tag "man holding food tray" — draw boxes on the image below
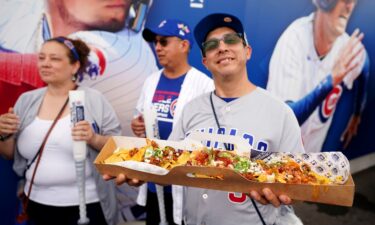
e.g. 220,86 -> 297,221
105,13 -> 305,225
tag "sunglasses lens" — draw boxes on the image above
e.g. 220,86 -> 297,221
223,33 -> 242,45
202,33 -> 243,54
160,39 -> 168,47
202,39 -> 219,53
154,38 -> 168,47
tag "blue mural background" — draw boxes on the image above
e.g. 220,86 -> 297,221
146,0 -> 375,159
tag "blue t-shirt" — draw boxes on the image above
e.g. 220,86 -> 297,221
152,73 -> 186,140
149,72 -> 186,193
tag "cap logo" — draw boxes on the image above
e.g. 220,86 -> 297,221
158,20 -> 167,28
177,23 -> 190,35
223,17 -> 232,23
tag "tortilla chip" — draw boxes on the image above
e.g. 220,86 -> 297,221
104,148 -> 132,163
161,161 -> 171,169
104,155 -> 122,164
177,151 -> 191,165
276,174 -> 287,183
130,146 -> 147,162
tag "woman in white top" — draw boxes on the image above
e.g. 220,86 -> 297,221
0,37 -> 121,225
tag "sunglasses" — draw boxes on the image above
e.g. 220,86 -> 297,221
154,37 -> 169,47
202,33 -> 244,54
153,37 -> 181,47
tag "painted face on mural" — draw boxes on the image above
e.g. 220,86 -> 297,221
323,0 -> 357,37
54,0 -> 132,32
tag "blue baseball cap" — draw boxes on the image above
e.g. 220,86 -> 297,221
194,13 -> 245,52
142,19 -> 194,48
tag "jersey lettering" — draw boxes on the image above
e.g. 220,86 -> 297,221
214,127 -> 227,148
243,133 -> 254,146
188,127 -> 268,151
206,127 -> 214,147
257,141 -> 268,151
154,102 -> 170,114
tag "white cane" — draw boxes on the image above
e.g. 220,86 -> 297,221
144,106 -> 167,225
70,90 -> 90,225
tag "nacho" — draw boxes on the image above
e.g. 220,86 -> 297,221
187,148 -> 337,185
104,139 -> 191,169
104,142 -> 342,185
103,147 -> 134,163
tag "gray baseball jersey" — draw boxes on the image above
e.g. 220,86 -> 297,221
169,87 -> 304,225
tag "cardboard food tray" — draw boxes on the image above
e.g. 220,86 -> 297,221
94,134 -> 355,207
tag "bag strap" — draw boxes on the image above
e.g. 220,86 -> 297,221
25,86 -> 78,171
209,91 -> 266,225
21,97 -> 69,214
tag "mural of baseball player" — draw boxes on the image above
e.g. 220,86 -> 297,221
267,0 -> 369,153
0,0 -> 158,136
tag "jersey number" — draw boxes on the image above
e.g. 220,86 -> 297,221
228,192 -> 248,203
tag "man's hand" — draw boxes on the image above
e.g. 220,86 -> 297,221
341,115 -> 361,149
332,29 -> 365,86
103,173 -> 144,186
249,188 -> 292,207
131,115 -> 146,137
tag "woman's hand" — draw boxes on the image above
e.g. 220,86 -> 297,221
71,120 -> 110,151
71,120 -> 95,143
0,107 -> 18,159
0,107 -> 20,137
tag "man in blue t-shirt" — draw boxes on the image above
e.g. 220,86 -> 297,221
130,19 -> 213,225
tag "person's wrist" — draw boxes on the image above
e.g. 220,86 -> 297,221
331,74 -> 338,86
88,132 -> 98,147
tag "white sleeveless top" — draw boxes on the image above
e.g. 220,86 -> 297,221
17,115 -> 99,206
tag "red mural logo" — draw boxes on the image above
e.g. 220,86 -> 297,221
319,85 -> 343,123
